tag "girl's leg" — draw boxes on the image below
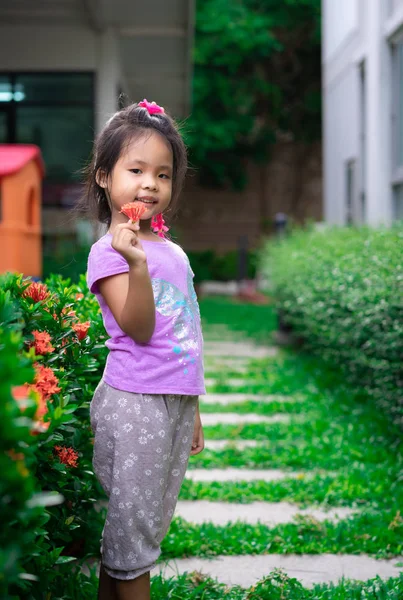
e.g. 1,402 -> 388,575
115,571 -> 151,600
98,562 -> 118,600
159,395 -> 198,540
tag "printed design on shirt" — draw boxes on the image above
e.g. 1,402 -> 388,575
151,268 -> 202,376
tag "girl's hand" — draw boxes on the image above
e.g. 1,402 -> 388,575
111,222 -> 147,268
190,409 -> 204,456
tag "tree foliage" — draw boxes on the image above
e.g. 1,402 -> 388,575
185,0 -> 322,188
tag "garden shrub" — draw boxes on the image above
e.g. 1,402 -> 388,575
188,250 -> 258,283
262,223 -> 403,425
0,272 -> 108,599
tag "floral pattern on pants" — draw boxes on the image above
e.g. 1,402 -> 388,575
90,379 -> 198,580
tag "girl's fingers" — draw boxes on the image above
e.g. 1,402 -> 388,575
113,228 -> 139,248
115,221 -> 140,232
190,431 -> 204,455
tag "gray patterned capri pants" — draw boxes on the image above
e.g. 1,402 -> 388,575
90,378 -> 198,580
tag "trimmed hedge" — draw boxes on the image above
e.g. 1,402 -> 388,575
262,223 -> 403,425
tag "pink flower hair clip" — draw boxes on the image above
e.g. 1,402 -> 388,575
138,99 -> 165,115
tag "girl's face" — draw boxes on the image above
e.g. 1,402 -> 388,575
106,130 -> 173,228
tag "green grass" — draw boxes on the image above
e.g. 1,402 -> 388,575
149,571 -> 403,599
179,464 -> 402,510
191,415 -> 399,470
200,297 -> 278,345
162,512 -> 403,559
166,297 -> 403,568
199,398 -> 307,415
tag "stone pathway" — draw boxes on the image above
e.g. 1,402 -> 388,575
185,468 -> 305,482
204,439 -> 260,450
200,412 -> 290,426
204,341 -> 278,358
166,335 -> 403,590
200,392 -> 297,404
154,554 -> 403,588
175,500 -> 356,526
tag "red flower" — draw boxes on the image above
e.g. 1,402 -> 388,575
34,364 -> 61,401
75,293 -> 84,301
120,202 -> 147,223
11,383 -> 51,434
12,384 -> 32,403
30,330 -> 55,355
6,449 -> 25,461
72,321 -> 90,341
23,282 -> 50,302
54,445 -> 79,468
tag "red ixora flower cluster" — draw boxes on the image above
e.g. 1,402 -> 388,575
72,321 -> 90,341
23,282 -> 50,302
34,363 -> 61,401
120,201 -> 147,223
30,330 -> 55,355
54,445 -> 79,468
12,364 -> 61,432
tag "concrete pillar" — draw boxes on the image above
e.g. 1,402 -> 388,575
366,0 -> 392,225
96,28 -> 120,134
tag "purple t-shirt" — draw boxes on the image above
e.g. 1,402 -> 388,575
86,233 -> 205,396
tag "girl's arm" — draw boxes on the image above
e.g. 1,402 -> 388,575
98,223 -> 156,344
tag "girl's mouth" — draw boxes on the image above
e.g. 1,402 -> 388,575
135,197 -> 157,205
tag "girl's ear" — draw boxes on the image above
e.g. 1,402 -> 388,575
96,168 -> 108,189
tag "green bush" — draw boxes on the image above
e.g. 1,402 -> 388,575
262,222 -> 403,425
188,250 -> 259,283
43,238 -> 91,283
0,272 -> 108,599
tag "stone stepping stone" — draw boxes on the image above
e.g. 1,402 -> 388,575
205,439 -> 260,450
201,413 -> 290,426
185,468 -> 304,483
205,355 -> 250,366
204,368 -> 249,378
200,393 -> 295,405
154,553 -> 403,588
175,500 -> 356,526
204,341 -> 278,358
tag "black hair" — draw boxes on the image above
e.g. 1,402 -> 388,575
77,102 -> 187,227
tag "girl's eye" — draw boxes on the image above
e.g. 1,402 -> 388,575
130,169 -> 142,174
159,174 -> 170,179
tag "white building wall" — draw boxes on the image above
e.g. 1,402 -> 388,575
324,68 -> 359,224
323,0 -> 358,61
322,0 -> 403,225
0,25 -> 98,70
0,24 -> 120,133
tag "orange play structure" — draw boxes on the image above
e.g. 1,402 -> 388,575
0,144 -> 45,278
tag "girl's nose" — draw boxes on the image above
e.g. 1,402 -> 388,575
142,175 -> 158,190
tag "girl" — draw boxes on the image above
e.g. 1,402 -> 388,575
84,100 -> 205,600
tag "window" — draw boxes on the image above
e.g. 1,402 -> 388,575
391,36 -> 403,219
393,183 -> 403,219
0,73 -> 94,206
